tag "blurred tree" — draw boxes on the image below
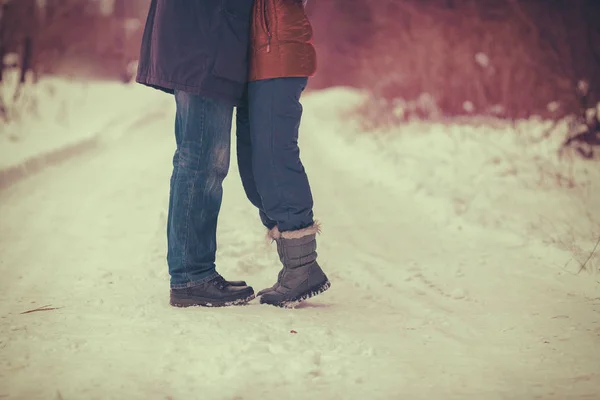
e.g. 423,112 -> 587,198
0,0 -> 148,81
0,0 -> 6,119
310,0 -> 600,122
0,0 -> 6,84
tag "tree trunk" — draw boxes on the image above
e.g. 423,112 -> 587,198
0,1 -> 7,84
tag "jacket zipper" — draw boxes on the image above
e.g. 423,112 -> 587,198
263,0 -> 272,52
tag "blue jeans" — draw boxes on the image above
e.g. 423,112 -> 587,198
235,77 -> 315,233
167,91 -> 232,289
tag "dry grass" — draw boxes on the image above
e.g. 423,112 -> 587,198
311,0 -> 599,121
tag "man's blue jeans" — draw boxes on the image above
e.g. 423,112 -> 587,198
235,77 -> 315,233
167,91 -> 232,289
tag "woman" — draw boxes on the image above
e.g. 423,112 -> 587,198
236,0 -> 330,307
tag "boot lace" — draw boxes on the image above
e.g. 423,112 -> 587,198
211,275 -> 230,290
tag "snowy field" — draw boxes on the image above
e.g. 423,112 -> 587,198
0,86 -> 599,400
0,71 -> 161,172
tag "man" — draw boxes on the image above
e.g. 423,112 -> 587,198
136,0 -> 256,307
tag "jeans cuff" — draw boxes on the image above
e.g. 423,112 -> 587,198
170,271 -> 219,289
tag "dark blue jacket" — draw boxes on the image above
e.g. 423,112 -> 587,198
136,0 -> 254,106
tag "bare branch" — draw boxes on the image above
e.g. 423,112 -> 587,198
578,236 -> 600,273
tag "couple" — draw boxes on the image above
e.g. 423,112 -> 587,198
135,0 -> 330,308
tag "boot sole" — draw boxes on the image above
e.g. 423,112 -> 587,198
260,280 -> 331,309
170,293 -> 255,308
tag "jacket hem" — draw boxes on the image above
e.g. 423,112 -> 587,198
136,74 -> 242,106
249,73 -> 314,82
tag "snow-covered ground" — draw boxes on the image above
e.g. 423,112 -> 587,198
329,89 -> 600,276
0,71 -> 161,171
0,87 -> 598,400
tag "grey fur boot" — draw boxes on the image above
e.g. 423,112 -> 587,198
259,223 -> 331,308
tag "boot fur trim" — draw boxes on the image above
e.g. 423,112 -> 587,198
267,221 -> 321,241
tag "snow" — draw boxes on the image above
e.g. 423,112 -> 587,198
321,89 -> 600,269
0,71 -> 161,171
0,86 -> 599,399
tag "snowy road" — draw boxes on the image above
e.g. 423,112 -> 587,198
1,91 -> 599,400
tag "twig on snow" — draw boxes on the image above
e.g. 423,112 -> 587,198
534,118 -> 562,143
578,236 -> 600,274
20,304 -> 63,314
